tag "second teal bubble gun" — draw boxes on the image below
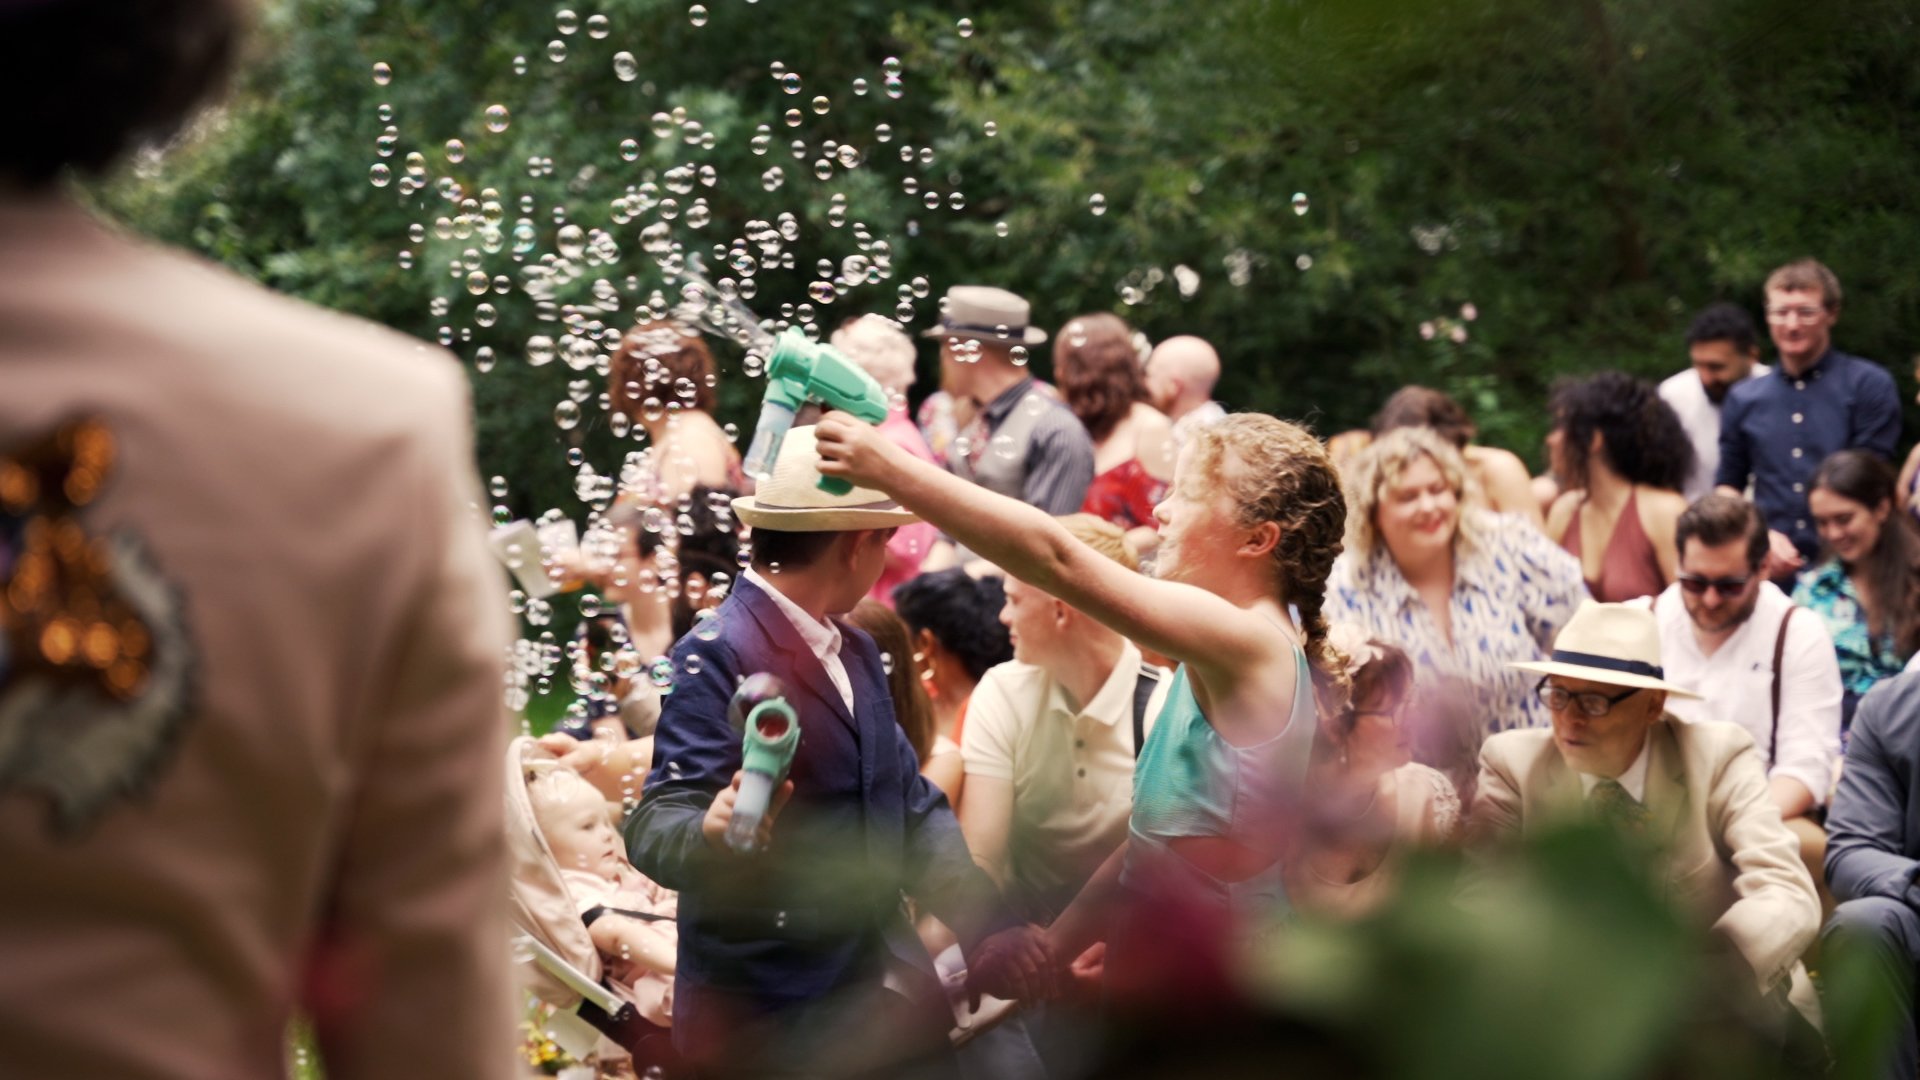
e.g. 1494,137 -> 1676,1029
742,327 -> 892,495
724,673 -> 800,854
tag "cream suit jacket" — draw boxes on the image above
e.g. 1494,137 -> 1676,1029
1472,716 -> 1820,992
0,195 -> 515,1080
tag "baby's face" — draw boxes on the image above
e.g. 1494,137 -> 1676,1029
542,791 -> 626,876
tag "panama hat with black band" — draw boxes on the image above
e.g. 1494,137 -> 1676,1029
1509,600 -> 1703,698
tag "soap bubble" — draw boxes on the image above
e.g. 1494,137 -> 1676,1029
619,138 -> 640,161
875,123 -> 893,143
485,104 -> 510,132
1089,193 -> 1108,216
995,220 -> 1010,237
883,56 -> 902,76
650,112 -> 674,139
444,138 -> 465,163
983,121 -> 998,137
761,166 -> 785,191
546,39 -> 568,63
781,72 -> 802,95
466,271 -> 488,295
371,62 -> 392,86
554,400 -> 582,429
554,8 -> 579,34
852,77 -> 869,95
586,12 -> 609,37
809,280 -> 837,304
1292,192 -> 1309,216
613,51 -> 639,81
1010,345 -> 1029,366
811,95 -> 830,115
369,163 -> 392,188
1296,253 -> 1314,270
957,17 -> 974,37
527,335 -> 557,366
688,4 -> 708,26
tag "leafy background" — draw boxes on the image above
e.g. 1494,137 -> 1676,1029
96,4 -> 1914,1074
96,0 -> 1920,533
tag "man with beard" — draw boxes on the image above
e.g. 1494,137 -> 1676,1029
1661,303 -> 1768,502
1637,495 -> 1842,884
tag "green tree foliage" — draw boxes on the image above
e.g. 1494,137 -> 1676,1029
97,0 -> 1920,517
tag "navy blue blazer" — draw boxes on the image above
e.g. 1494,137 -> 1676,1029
623,575 -> 1009,1040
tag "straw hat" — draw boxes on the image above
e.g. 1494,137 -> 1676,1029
920,285 -> 1048,345
1509,601 -> 1701,698
731,425 -> 921,532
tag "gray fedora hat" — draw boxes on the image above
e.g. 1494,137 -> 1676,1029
920,285 -> 1048,346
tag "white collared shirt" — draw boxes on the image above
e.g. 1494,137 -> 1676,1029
1640,582 -> 1841,806
961,641 -> 1171,915
1659,363 -> 1769,502
1577,735 -> 1652,802
744,567 -> 853,712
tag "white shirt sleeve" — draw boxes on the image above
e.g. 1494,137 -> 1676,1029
959,666 -> 1021,782
1771,609 -> 1844,807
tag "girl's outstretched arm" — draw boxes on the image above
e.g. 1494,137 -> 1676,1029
814,411 -> 1280,673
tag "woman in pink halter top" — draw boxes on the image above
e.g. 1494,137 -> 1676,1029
1544,373 -> 1693,602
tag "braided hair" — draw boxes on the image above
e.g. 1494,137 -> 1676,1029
1188,414 -> 1353,720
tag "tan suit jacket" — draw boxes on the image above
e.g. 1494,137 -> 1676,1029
1472,716 -> 1819,992
0,195 -> 515,1080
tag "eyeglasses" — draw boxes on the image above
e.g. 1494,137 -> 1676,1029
1535,679 -> 1641,718
1765,306 -> 1826,324
1676,572 -> 1754,596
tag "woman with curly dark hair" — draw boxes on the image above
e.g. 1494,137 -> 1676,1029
1054,313 -> 1175,543
1544,371 -> 1696,601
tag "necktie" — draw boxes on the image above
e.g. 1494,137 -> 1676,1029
1588,778 -> 1651,836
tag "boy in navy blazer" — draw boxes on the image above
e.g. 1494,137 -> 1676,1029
624,426 -> 1048,1075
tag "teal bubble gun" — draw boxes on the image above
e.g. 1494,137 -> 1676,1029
724,673 -> 800,854
742,327 -> 892,495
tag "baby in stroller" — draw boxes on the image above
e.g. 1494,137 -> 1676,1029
509,738 -> 677,1070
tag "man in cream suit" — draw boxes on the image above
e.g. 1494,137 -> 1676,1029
1471,602 -> 1821,1007
0,4 -> 516,1079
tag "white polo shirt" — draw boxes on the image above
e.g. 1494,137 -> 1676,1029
1659,364 -> 1768,503
961,641 -> 1170,920
1644,582 -> 1841,805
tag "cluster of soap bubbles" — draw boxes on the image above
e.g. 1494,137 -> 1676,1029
359,4 -> 1315,723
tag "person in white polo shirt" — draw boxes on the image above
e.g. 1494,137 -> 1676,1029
957,514 -> 1170,1078
1636,494 -> 1842,889
1660,302 -> 1768,503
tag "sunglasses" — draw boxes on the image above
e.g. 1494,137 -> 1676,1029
1677,573 -> 1753,596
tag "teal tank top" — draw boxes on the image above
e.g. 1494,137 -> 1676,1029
1124,643 -> 1318,915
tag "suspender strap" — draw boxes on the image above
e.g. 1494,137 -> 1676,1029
582,905 -> 675,928
1770,606 -> 1796,762
1131,664 -> 1161,760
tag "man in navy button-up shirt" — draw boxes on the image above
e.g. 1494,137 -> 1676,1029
1715,259 -> 1901,575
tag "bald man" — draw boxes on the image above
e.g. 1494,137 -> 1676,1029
1144,336 -> 1226,448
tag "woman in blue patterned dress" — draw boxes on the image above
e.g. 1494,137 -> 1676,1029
1328,426 -> 1589,733
1792,450 -> 1920,732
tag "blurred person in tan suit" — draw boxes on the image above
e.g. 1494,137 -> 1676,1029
1469,602 -> 1821,1020
0,3 -> 517,1079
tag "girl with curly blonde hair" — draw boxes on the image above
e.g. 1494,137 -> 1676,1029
816,408 -> 1349,993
